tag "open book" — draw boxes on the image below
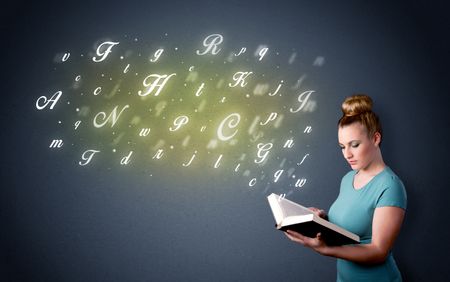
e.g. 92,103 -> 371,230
267,193 -> 360,246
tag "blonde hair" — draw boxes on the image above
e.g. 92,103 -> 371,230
338,94 -> 382,140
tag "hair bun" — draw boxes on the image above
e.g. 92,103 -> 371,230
341,94 -> 373,117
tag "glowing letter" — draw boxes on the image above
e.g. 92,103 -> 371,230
217,113 -> 241,141
196,34 -> 223,55
295,178 -> 307,188
150,48 -> 164,62
74,120 -> 81,130
138,73 -> 176,97
153,149 -> 164,160
79,149 -> 100,166
249,178 -> 257,187
92,41 -> 119,62
120,151 -> 133,165
229,71 -> 253,87
49,139 -> 63,148
268,80 -> 283,96
274,169 -> 284,183
195,83 -> 205,97
214,154 -> 223,168
255,142 -> 273,164
93,105 -> 129,128
297,154 -> 309,165
123,64 -> 130,73
183,151 -> 197,167
169,115 -> 189,131
62,52 -> 70,62
139,128 -> 151,137
304,126 -> 312,134
36,91 -> 62,110
283,139 -> 294,148
260,112 -> 278,126
93,86 -> 102,96
290,90 -> 315,113
235,47 -> 246,56
258,47 -> 268,61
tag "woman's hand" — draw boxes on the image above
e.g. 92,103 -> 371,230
284,230 -> 329,256
308,207 -> 328,219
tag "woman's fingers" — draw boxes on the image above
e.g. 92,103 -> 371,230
309,207 -> 327,218
285,230 -> 306,244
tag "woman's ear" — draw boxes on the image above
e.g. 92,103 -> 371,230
373,132 -> 382,147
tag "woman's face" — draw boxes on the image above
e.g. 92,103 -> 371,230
338,122 -> 379,171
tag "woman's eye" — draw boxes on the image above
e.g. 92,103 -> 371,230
351,143 -> 360,148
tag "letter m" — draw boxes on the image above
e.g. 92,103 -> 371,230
49,139 -> 64,148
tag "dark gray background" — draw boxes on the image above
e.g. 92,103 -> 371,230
1,0 -> 449,281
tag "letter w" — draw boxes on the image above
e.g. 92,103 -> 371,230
139,128 -> 151,137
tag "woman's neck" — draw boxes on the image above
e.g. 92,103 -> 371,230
358,152 -> 386,177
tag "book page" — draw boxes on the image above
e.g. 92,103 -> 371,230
278,196 -> 312,217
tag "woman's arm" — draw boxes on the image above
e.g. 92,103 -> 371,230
285,206 -> 405,265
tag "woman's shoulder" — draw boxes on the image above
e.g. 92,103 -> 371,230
379,167 -> 404,187
375,166 -> 407,209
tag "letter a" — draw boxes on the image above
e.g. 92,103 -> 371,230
36,91 -> 62,110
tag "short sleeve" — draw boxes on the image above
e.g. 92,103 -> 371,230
375,178 -> 407,210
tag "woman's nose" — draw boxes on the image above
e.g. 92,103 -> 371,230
344,148 -> 353,159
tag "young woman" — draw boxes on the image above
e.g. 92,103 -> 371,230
285,95 -> 407,281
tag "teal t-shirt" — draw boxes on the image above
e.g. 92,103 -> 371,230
328,167 -> 407,282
